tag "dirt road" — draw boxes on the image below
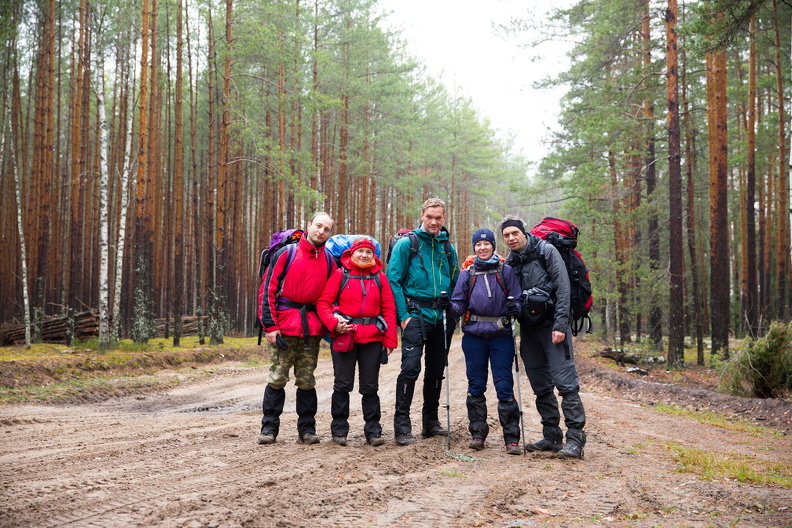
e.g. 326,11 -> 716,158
2,338 -> 791,528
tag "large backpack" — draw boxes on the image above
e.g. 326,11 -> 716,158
529,217 -> 593,336
255,229 -> 333,345
326,234 -> 381,266
257,229 -> 303,282
325,234 -> 384,296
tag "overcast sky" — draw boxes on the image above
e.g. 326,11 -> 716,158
377,0 -> 574,165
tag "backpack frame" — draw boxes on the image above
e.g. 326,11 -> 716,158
530,217 -> 593,336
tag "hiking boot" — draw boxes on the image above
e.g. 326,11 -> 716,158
421,424 -> 447,438
469,438 -> 485,451
524,437 -> 563,452
299,432 -> 320,444
367,436 -> 386,447
506,443 -> 523,456
558,441 -> 584,459
332,436 -> 347,446
257,433 -> 276,445
395,433 -> 416,446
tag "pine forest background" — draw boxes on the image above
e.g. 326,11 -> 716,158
1,0 -> 790,365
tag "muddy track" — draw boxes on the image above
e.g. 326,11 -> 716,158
1,338 -> 790,528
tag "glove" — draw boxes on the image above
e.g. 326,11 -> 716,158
437,292 -> 451,310
504,299 -> 520,319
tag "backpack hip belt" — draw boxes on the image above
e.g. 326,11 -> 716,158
276,297 -> 316,350
339,315 -> 388,333
404,296 -> 443,342
345,316 -> 376,325
466,314 -> 508,329
276,298 -> 317,312
406,297 -> 442,310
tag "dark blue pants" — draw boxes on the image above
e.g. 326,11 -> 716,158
462,333 -> 515,401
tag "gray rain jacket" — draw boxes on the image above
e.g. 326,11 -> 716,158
505,234 -> 571,334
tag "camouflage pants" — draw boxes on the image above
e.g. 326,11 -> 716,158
266,335 -> 321,390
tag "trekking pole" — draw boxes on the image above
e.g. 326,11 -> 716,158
441,291 -> 451,447
508,296 -> 527,454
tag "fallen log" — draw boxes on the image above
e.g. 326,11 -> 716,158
596,347 -> 666,367
1,313 -> 211,346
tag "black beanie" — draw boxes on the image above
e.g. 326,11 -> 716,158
472,228 -> 496,250
500,219 -> 525,235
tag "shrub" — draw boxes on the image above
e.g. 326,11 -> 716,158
721,321 -> 792,398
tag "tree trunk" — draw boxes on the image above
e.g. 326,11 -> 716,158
666,0 -> 684,367
609,151 -> 630,349
173,0 -> 186,346
95,46 -> 111,352
113,38 -> 136,343
7,86 -> 31,347
743,15 -> 759,337
772,0 -> 790,319
706,46 -> 730,359
133,0 -> 153,343
644,0 -> 662,347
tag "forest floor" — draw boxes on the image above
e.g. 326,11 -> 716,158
1,335 -> 791,528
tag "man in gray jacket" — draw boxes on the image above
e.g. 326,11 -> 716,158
500,215 -> 586,458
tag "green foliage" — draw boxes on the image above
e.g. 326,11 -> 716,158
665,441 -> 792,487
683,0 -> 764,55
721,321 -> 792,398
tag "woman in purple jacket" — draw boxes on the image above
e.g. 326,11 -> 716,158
449,229 -> 523,454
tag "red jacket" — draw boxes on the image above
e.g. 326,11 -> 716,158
258,236 -> 336,337
317,250 -> 398,348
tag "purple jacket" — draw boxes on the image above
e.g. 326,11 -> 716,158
449,259 -> 522,338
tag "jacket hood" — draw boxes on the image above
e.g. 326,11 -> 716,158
340,249 -> 384,273
461,254 -> 505,271
415,226 -> 450,242
299,235 -> 327,255
513,234 -> 543,262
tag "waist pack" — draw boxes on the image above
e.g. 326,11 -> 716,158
521,287 -> 555,327
332,326 -> 357,352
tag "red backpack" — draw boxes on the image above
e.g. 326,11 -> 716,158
530,218 -> 593,336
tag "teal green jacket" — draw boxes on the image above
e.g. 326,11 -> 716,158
386,228 -> 460,325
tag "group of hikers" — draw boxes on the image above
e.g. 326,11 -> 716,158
256,197 -> 586,459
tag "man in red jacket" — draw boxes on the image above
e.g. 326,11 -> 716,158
258,212 -> 336,445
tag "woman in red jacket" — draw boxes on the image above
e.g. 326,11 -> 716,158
317,237 -> 398,446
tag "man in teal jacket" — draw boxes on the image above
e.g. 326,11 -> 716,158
387,198 -> 459,445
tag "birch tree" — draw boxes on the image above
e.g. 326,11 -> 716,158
94,19 -> 112,352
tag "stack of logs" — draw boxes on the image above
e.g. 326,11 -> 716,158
152,316 -> 209,338
0,313 -> 210,346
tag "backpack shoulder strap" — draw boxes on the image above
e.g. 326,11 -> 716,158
466,264 -> 508,299
339,267 -> 351,293
537,240 -> 549,272
407,231 -> 420,262
495,262 -> 508,296
270,244 -> 299,298
339,267 -> 383,292
325,250 -> 334,277
407,231 -> 453,269
466,269 -> 478,300
258,248 -> 269,279
443,239 -> 453,268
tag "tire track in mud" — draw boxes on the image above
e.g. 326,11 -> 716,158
3,339 -> 792,528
